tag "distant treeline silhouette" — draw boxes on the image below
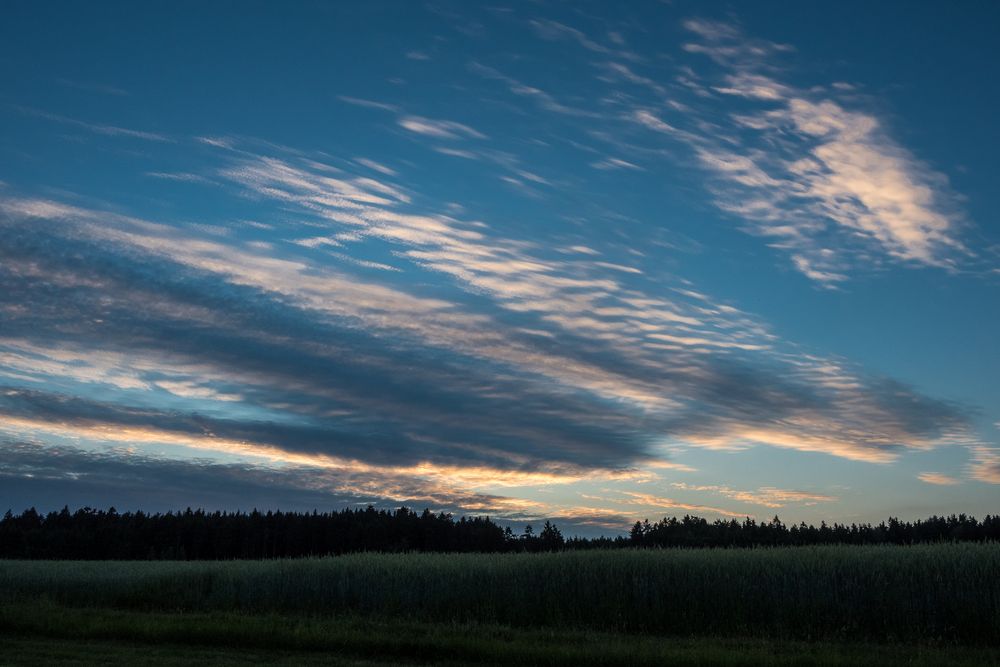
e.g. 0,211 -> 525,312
1,506 -> 998,559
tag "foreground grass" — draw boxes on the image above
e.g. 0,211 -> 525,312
0,636 -> 394,667
1,603 -> 998,666
3,544 -> 999,642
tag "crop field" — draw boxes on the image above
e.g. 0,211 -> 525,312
2,544 -> 999,665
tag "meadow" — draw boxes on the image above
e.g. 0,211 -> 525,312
2,544 -> 999,664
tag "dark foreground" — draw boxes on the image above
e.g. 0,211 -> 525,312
1,545 -> 998,664
1,605 -> 998,666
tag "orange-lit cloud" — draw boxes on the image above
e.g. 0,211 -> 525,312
917,472 -> 961,486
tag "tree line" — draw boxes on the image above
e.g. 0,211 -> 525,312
0,506 -> 997,559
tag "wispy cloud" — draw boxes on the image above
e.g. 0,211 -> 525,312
530,19 -> 613,54
681,18 -> 793,65
336,96 -> 400,112
670,20 -> 968,284
468,62 -> 600,118
398,115 -> 486,140
1,3 -> 992,525
335,94 -> 488,143
0,440 -> 540,517
54,78 -> 129,97
354,157 -> 397,176
629,109 -> 679,135
528,18 -> 643,64
0,141 -> 971,473
917,472 -> 961,486
670,482 -> 836,508
508,16 -> 973,286
618,491 -> 748,518
0,114 -> 977,527
145,172 -> 211,184
14,106 -> 172,142
590,157 -> 642,171
968,446 -> 1000,484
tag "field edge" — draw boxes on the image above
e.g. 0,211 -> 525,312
1,602 -> 998,667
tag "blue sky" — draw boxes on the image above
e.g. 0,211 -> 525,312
1,1 -> 998,533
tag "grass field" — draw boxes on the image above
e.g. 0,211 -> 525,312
1,544 -> 999,664
2,605 -> 1000,666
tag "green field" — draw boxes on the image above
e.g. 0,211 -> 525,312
2,544 -> 999,664
2,607 -> 999,666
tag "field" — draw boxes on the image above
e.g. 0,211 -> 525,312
2,544 -> 999,665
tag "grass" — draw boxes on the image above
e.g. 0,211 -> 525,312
1,545 -> 998,664
2,544 -> 998,642
0,636 -> 399,667
1,603 -> 999,666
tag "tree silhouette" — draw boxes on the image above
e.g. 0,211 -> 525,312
0,506 -> 996,559
539,520 -> 564,550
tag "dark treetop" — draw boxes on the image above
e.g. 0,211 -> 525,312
2,506 -> 998,559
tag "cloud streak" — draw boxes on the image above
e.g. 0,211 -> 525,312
0,10 -> 987,521
917,472 -> 961,486
0,440 -> 539,516
0,149 -> 971,491
504,15 -> 974,285
14,106 -> 172,142
969,447 -> 1000,484
398,115 -> 487,140
671,21 -> 968,283
670,482 -> 836,508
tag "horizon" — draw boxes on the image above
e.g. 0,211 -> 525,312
5,504 -> 998,543
1,1 -> 998,536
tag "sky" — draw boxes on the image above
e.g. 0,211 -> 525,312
1,1 -> 998,534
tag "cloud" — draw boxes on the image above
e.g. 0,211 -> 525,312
0,440 -> 537,517
968,446 -> 1000,484
196,136 -> 235,149
0,206 -> 667,472
670,20 -> 968,283
398,115 -> 487,140
791,255 -> 847,284
146,172 -> 211,184
336,96 -> 400,112
501,15 -> 972,286
590,157 -> 642,171
917,472 -> 961,486
618,491 -> 747,518
599,62 -> 667,97
670,482 -> 836,508
547,508 -> 633,532
0,140 -> 973,482
529,19 -> 612,54
0,6 -> 988,523
468,62 -> 600,118
630,109 -> 678,135
54,78 -> 129,96
13,106 -> 172,142
681,18 -> 793,65
354,158 -> 397,176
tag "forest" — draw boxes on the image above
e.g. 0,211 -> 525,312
2,505 -> 998,559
